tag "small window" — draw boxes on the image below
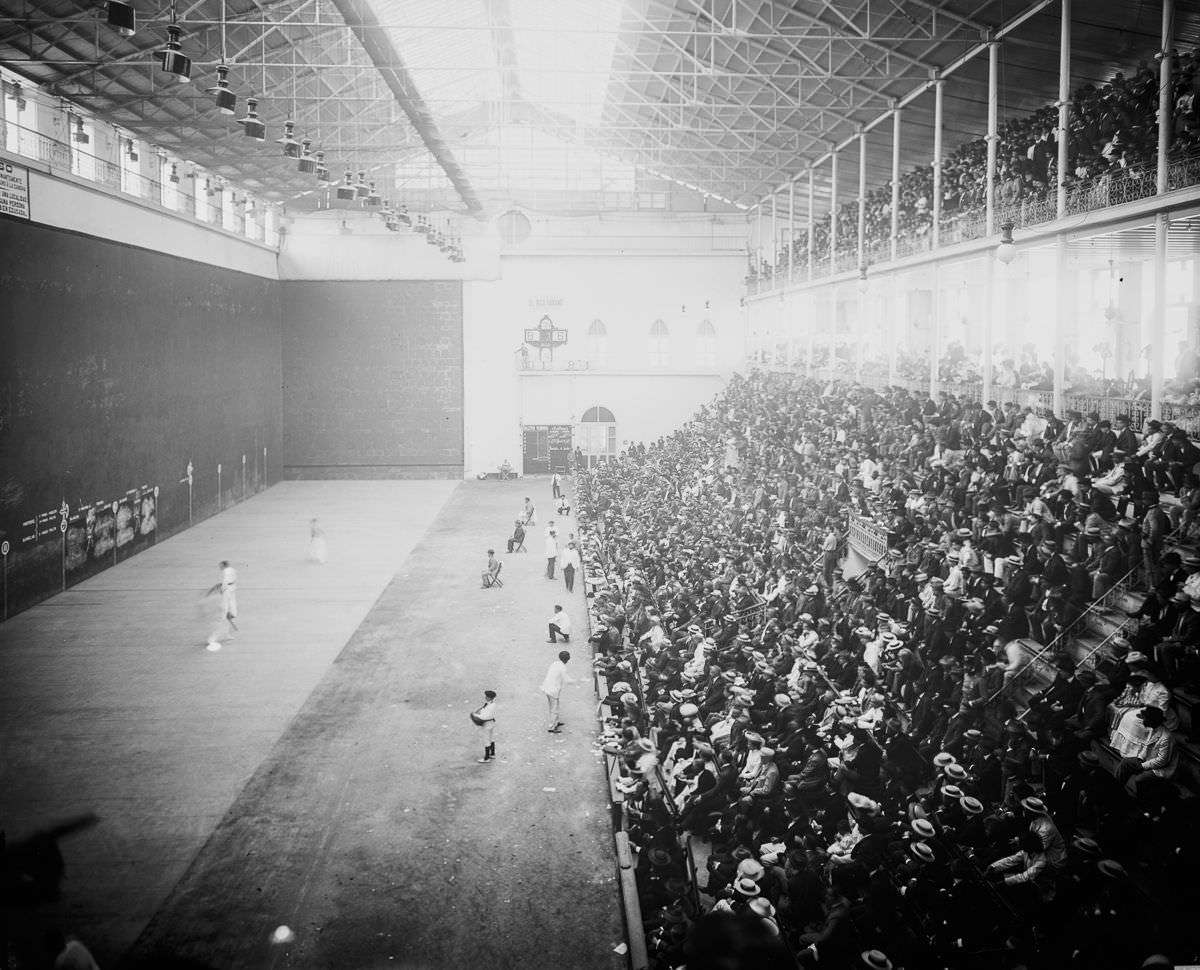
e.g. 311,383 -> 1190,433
588,319 -> 608,362
696,319 -> 717,368
649,319 -> 670,368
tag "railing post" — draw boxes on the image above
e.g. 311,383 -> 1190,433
1056,0 -> 1072,219
985,35 -> 1000,237
1158,0 -> 1175,195
890,102 -> 901,263
932,73 -> 944,250
984,255 -> 995,406
888,271 -> 898,386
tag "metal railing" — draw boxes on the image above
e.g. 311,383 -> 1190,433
989,564 -> 1138,706
0,120 -> 272,245
848,513 -> 889,562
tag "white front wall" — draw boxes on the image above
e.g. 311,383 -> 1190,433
463,245 -> 747,476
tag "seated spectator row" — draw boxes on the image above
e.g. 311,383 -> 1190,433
574,372 -> 1200,970
751,48 -> 1200,281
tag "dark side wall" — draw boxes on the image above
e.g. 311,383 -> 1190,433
0,217 -> 282,618
280,280 -> 463,479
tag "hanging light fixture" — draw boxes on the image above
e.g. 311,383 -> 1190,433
72,116 -> 90,144
354,171 -> 369,199
297,138 -> 314,173
237,97 -> 265,141
7,80 -> 26,112
995,222 -> 1017,265
105,0 -> 136,36
155,16 -> 191,83
125,137 -> 138,162
397,204 -> 411,227
277,119 -> 300,158
168,162 -> 179,184
857,265 -> 869,295
414,214 -> 429,235
207,63 -> 236,114
314,150 -> 329,183
335,171 -> 355,201
365,181 -> 381,206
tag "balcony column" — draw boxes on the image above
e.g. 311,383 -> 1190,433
890,102 -> 901,262
828,289 -> 838,381
985,35 -> 999,236
930,265 -> 940,401
1158,0 -> 1175,195
1056,0 -> 1072,218
771,192 -> 778,274
932,74 -> 944,250
829,147 -> 839,278
806,293 -> 815,378
857,127 -> 867,273
1152,213 -> 1169,419
755,204 -> 763,277
888,272 -> 898,386
807,167 -> 815,283
1054,235 -> 1071,416
788,181 -> 795,281
984,256 -> 995,406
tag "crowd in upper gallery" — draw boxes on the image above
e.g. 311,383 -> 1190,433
749,49 -> 1200,281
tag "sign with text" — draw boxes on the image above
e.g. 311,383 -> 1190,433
0,160 -> 30,220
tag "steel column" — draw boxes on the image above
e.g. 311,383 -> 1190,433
788,181 -> 795,280
829,149 -> 839,276
1158,0 -> 1175,195
1054,235 -> 1070,416
807,167 -> 815,283
985,38 -> 999,236
890,103 -> 901,262
932,76 -> 944,250
857,128 -> 867,272
1056,0 -> 1071,218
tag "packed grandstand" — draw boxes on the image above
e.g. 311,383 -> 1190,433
578,371 -> 1200,970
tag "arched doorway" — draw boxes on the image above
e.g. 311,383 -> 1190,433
579,405 -> 617,467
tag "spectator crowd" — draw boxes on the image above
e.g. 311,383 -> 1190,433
749,48 -> 1200,283
575,371 -> 1200,970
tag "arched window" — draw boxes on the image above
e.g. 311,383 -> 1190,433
649,319 -> 670,368
587,319 -> 608,362
696,319 -> 717,368
580,405 -> 617,466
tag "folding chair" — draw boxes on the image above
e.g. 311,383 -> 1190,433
484,562 -> 504,588
515,537 -> 527,553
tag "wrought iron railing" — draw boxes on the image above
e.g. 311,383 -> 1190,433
847,513 -> 890,562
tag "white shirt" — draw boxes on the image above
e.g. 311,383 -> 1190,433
550,610 -> 571,635
541,659 -> 568,696
559,545 -> 581,570
544,535 -> 558,557
221,565 -> 237,587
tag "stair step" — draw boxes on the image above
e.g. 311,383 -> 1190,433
1111,590 -> 1145,614
1085,609 -> 1132,640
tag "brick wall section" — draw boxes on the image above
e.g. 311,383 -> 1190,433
280,280 -> 464,478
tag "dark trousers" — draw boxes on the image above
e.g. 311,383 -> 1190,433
563,564 -> 575,592
546,557 -> 556,579
549,623 -> 570,642
553,482 -> 561,498
507,536 -> 522,553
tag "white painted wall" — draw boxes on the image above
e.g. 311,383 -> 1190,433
462,240 -> 747,477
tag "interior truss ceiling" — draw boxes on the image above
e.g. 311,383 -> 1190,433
1,0 -> 1200,212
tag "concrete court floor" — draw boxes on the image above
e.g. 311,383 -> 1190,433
0,479 -> 444,965
120,477 -> 625,970
0,475 -> 625,969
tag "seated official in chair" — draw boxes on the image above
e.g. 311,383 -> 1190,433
481,549 -> 503,588
499,458 -> 514,480
507,519 -> 527,553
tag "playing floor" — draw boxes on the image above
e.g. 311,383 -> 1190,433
0,478 -> 624,969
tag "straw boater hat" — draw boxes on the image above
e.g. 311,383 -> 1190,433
933,752 -> 957,768
860,952 -> 893,970
733,876 -> 761,897
911,818 -> 936,839
959,796 -> 984,816
908,842 -> 935,864
1020,796 -> 1050,816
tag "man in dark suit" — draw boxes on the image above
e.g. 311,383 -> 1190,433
506,518 -> 526,553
